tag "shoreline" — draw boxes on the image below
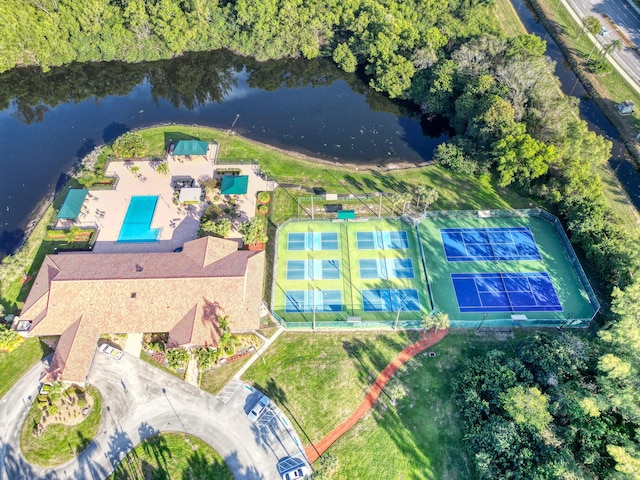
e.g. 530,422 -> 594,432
12,123 -> 432,257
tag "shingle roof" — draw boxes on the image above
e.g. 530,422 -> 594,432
21,236 -> 265,383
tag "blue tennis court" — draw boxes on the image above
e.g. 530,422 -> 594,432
356,230 -> 409,250
285,290 -> 342,312
287,232 -> 338,251
451,272 -> 562,313
286,260 -> 340,280
441,227 -> 541,261
362,288 -> 420,312
359,258 -> 414,279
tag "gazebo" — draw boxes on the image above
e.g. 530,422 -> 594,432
220,175 -> 249,195
171,140 -> 213,162
56,189 -> 88,219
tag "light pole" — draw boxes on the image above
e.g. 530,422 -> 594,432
313,306 -> 317,332
557,312 -> 574,331
314,287 -> 326,332
476,312 -> 488,331
394,291 -> 406,329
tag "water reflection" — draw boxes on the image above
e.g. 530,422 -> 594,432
0,50 -> 450,254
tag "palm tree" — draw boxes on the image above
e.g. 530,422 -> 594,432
217,315 -> 230,334
421,188 -> 439,213
391,192 -> 413,215
603,39 -> 623,58
414,185 -> 429,209
421,312 -> 450,336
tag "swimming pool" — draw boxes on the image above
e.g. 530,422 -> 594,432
117,196 -> 161,242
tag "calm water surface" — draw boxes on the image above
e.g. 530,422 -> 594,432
0,51 -> 449,255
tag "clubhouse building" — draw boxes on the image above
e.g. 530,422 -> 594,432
19,236 -> 264,384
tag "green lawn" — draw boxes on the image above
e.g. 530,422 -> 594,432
109,432 -> 234,480
245,329 -> 527,479
200,357 -> 251,395
0,178 -> 86,314
20,385 -> 102,467
494,0 -> 527,36
243,330 -> 421,446
326,330 -> 528,479
138,125 -> 535,213
0,338 -> 51,399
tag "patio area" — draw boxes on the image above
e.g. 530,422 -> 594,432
73,159 -> 268,254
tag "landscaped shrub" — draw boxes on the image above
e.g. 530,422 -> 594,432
112,132 -> 148,159
0,324 -> 24,352
203,204 -> 223,222
48,405 -> 59,416
257,191 -> 271,203
77,398 -> 87,408
200,218 -> 232,238
166,348 -> 190,371
257,204 -> 269,215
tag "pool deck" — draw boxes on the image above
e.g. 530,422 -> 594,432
79,158 -> 268,254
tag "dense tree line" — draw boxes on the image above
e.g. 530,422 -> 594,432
416,35 -> 638,288
0,0 -> 499,98
4,1 -> 640,476
2,0 -> 636,287
455,279 -> 640,478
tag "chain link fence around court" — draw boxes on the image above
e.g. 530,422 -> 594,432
267,208 -> 601,331
268,216 -> 432,331
419,209 -> 601,325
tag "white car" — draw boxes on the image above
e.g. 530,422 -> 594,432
247,394 -> 270,422
99,343 -> 124,360
282,466 -> 310,480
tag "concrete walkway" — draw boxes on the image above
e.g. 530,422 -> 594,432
0,352 -> 281,480
305,328 -> 449,463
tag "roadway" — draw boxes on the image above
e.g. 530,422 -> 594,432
0,353 -> 287,480
564,0 -> 640,86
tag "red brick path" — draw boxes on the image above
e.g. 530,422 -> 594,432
305,328 -> 448,463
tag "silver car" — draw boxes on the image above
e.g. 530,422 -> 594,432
247,394 -> 270,422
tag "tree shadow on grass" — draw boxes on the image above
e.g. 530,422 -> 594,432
182,447 -> 236,480
342,332 -> 417,393
141,432 -> 171,478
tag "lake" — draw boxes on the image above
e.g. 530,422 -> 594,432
0,50 -> 450,255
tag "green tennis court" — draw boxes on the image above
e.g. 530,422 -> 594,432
418,211 -> 599,328
273,219 -> 431,327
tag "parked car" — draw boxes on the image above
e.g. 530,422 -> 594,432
281,466 -> 310,480
99,343 -> 124,360
247,394 -> 270,422
277,458 -> 311,480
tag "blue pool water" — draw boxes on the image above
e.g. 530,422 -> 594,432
117,196 -> 161,242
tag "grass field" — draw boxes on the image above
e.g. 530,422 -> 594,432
243,330 -> 527,479
494,0 -> 527,36
109,432 -> 233,480
20,385 -> 102,467
273,219 -> 430,325
0,338 -> 51,400
200,357 -> 251,395
243,331 -> 421,445
419,213 -> 597,327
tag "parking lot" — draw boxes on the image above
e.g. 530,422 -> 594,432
220,381 -> 311,478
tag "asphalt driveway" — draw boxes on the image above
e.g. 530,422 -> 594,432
0,352 -> 280,480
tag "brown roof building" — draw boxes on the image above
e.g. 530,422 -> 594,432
20,237 -> 265,384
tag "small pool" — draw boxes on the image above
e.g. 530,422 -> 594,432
117,196 -> 161,242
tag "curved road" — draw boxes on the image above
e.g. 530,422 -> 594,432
566,0 -> 640,84
0,353 -> 280,480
